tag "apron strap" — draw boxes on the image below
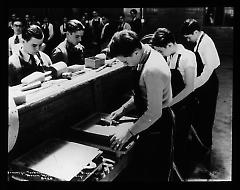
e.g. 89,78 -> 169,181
136,48 -> 151,72
195,33 -> 205,52
175,54 -> 181,69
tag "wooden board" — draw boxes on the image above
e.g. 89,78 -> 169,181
10,138 -> 102,181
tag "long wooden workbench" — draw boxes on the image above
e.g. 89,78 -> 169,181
9,61 -> 134,162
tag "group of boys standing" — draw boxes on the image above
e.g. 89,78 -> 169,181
8,10 -> 220,181
105,18 -> 219,181
8,9 -> 142,86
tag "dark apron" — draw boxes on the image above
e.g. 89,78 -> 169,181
170,53 -> 198,114
120,48 -> 174,181
66,44 -> 85,66
18,51 -> 47,82
43,23 -> 50,43
169,55 -> 195,179
170,54 -> 185,98
192,33 -> 219,148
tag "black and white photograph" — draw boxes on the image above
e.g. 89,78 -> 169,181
7,7 -> 234,184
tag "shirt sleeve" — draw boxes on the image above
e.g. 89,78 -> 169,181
130,69 -> 164,135
124,23 -> 131,30
51,48 -> 65,64
194,38 -> 220,89
60,25 -> 63,35
8,56 -> 21,86
49,24 -> 54,39
9,38 -> 12,56
121,95 -> 135,113
44,54 -> 52,67
181,52 -> 196,70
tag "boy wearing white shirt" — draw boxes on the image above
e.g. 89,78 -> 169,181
107,30 -> 174,181
117,14 -> 131,31
181,18 -> 220,169
59,16 -> 68,40
151,28 -> 197,179
8,18 -> 23,57
9,24 -> 52,86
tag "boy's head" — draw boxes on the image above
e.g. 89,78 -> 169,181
43,16 -> 49,23
11,13 -> 16,20
101,14 -> 109,25
92,10 -> 98,18
22,24 -> 44,55
181,18 -> 201,43
119,14 -> 125,23
25,14 -> 30,21
63,16 -> 68,23
151,28 -> 176,57
12,17 -> 23,35
66,19 -> 85,45
130,9 -> 137,18
109,29 -> 142,67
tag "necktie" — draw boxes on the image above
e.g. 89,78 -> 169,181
14,35 -> 19,44
29,54 -> 37,67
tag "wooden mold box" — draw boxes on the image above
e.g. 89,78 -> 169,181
85,57 -> 105,69
65,113 -> 138,155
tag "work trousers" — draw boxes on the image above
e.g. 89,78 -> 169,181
192,71 -> 219,149
172,103 -> 193,179
117,107 -> 174,181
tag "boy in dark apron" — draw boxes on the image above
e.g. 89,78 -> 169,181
9,24 -> 52,86
150,28 -> 197,180
181,18 -> 220,170
107,30 -> 174,181
51,19 -> 85,66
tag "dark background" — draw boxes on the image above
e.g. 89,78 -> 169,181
8,7 -> 233,56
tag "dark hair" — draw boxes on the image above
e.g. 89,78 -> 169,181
101,14 -> 109,21
181,18 -> 201,35
22,24 -> 44,42
66,19 -> 85,33
13,17 -> 23,25
109,29 -> 142,57
130,9 -> 137,15
119,14 -> 125,18
151,28 -> 175,48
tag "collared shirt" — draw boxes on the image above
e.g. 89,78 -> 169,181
118,22 -> 131,31
194,31 -> 220,89
42,22 -> 54,40
101,23 -> 109,39
123,22 -> 131,30
8,34 -> 23,56
51,39 -> 85,66
14,46 -> 51,66
124,44 -> 172,135
167,44 -> 197,81
60,23 -> 67,36
8,46 -> 52,86
89,17 -> 103,27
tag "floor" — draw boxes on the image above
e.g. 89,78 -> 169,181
187,55 -> 232,181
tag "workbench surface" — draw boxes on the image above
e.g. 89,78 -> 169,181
9,61 -> 134,161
